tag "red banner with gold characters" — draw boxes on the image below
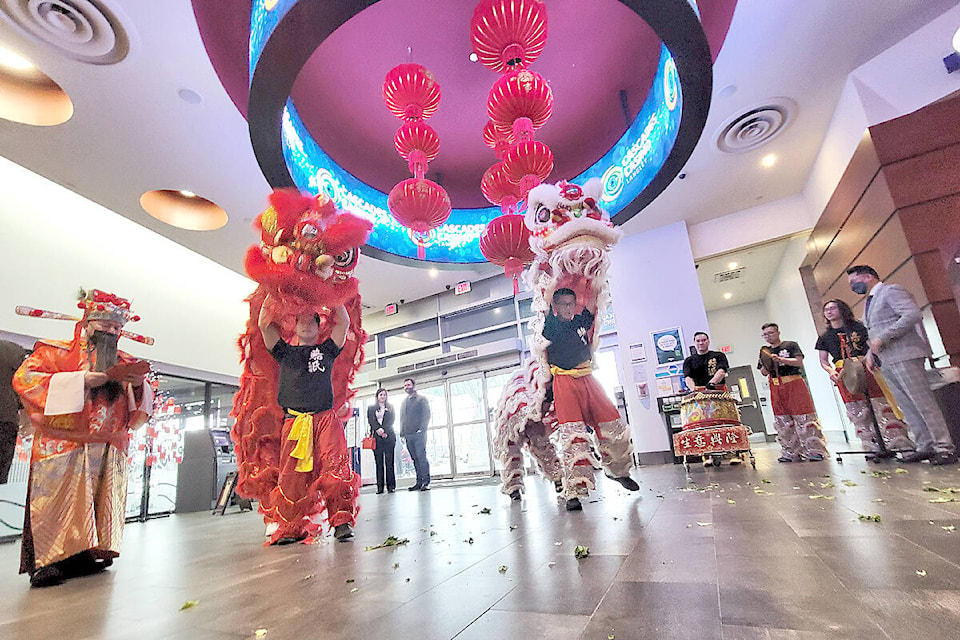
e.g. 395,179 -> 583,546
674,424 -> 752,456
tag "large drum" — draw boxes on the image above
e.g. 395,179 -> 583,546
674,391 -> 753,466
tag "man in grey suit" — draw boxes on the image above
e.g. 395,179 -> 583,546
846,265 -> 957,465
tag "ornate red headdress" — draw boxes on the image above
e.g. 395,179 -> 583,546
244,188 -> 373,309
15,288 -> 153,345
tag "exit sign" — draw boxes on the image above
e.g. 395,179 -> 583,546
455,281 -> 471,295
385,303 -> 398,316
720,345 -> 732,354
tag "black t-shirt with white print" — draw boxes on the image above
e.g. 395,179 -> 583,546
271,338 -> 342,413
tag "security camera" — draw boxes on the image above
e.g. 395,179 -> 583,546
399,299 -> 405,304
678,172 -> 687,180
446,284 -> 451,290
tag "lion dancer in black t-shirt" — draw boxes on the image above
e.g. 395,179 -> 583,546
758,323 -> 828,463
545,288 -> 639,511
258,296 -> 359,544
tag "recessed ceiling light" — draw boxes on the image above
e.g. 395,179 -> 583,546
177,88 -> 203,104
723,292 -> 733,300
717,84 -> 736,98
429,268 -> 439,278
727,261 -> 738,270
140,189 -> 228,231
0,55 -> 73,126
0,46 -> 34,71
469,52 -> 479,62
761,154 -> 777,168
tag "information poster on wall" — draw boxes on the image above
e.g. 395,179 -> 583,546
651,327 -> 685,366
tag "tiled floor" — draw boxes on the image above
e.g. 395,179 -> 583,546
2,444 -> 960,639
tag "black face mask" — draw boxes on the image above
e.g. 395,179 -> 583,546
850,282 -> 868,295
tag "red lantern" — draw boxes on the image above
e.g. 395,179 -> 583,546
471,0 -> 549,73
502,140 -> 554,194
487,69 -> 553,141
480,214 -> 535,294
395,122 -> 440,179
481,162 -> 524,214
483,120 -> 515,159
383,63 -> 441,122
388,178 -> 452,259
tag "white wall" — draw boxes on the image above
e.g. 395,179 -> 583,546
705,300 -> 777,434
762,236 -> 845,433
0,156 -> 252,377
608,221 -> 710,454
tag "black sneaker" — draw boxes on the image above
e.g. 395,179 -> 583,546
333,524 -> 354,541
611,476 -> 640,491
30,565 -> 65,588
930,452 -> 959,466
420,484 -> 431,491
900,450 -> 933,463
408,485 -> 422,491
554,480 -> 564,493
509,489 -> 522,501
565,497 -> 582,511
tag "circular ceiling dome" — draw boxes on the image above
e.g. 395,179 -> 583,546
0,0 -> 130,64
194,0 -> 738,263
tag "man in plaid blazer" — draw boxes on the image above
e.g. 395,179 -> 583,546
846,265 -> 956,465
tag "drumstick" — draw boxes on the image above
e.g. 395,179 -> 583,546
15,306 -> 155,346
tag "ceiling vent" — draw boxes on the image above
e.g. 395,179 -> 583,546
715,98 -> 796,154
0,0 -> 130,64
714,268 -> 743,283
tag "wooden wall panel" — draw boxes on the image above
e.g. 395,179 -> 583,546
807,131 -> 880,262
870,93 -> 960,164
898,193 -> 960,256
884,142 -> 960,210
812,171 -> 896,294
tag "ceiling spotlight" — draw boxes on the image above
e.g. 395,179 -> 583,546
723,292 -> 733,300
179,190 -> 197,198
140,189 -> 228,231
469,52 -> 479,62
761,153 -> 777,168
429,268 -> 439,278
0,46 -> 34,72
727,261 -> 738,270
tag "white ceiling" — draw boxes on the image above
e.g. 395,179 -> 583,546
0,0 -> 957,311
696,237 -> 791,312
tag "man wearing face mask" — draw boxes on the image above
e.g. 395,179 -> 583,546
13,289 -> 153,587
846,265 -> 956,465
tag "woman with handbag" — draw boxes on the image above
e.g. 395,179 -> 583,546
367,388 -> 396,494
815,299 -> 914,457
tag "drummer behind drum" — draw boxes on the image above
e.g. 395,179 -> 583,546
682,332 -> 741,467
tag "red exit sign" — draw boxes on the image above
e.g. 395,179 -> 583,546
455,281 -> 471,295
385,303 -> 398,316
720,345 -> 732,354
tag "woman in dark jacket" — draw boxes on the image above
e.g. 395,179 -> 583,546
367,388 -> 396,493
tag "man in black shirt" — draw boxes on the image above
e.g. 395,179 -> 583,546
758,323 -> 828,463
544,288 -> 638,511
259,296 -> 358,543
400,378 -> 432,491
682,332 -> 729,391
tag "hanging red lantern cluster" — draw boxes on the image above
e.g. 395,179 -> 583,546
471,0 -> 553,290
382,63 -> 451,259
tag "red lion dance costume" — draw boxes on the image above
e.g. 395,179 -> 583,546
232,189 -> 371,544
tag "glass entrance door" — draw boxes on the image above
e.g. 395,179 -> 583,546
448,375 -> 492,476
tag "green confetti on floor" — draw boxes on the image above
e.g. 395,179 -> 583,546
179,600 -> 199,611
364,535 -> 410,551
574,545 -> 590,559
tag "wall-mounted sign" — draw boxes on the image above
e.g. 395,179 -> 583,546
720,345 -> 732,354
651,327 -> 685,366
455,281 -> 471,295
385,303 -> 398,316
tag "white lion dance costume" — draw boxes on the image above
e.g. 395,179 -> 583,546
492,178 -> 637,504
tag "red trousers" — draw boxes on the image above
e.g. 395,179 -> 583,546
553,373 -> 621,428
260,410 -> 359,541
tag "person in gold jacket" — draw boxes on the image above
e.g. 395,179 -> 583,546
14,289 -> 152,588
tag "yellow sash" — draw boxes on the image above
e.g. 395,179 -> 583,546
287,410 -> 314,473
549,362 -> 593,378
